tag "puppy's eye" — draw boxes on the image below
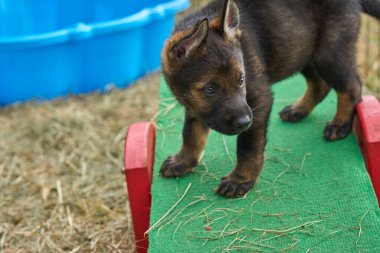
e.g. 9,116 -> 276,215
203,84 -> 216,96
239,75 -> 245,87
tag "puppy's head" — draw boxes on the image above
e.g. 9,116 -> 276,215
161,0 -> 252,135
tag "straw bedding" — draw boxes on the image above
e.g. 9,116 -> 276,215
0,73 -> 160,253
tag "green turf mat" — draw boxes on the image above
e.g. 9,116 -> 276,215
148,75 -> 380,252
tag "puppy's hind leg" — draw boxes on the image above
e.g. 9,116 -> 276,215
312,4 -> 362,140
323,78 -> 362,141
280,64 -> 331,122
315,60 -> 362,141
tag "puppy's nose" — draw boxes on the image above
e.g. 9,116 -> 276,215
234,114 -> 251,131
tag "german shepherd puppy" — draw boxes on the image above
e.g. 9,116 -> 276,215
160,0 -> 380,197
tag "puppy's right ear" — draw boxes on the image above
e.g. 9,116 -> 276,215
223,0 -> 240,41
168,18 -> 209,61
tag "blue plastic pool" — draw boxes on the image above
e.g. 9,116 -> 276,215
0,0 -> 189,106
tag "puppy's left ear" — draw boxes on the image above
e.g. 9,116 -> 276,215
169,18 -> 209,61
223,0 -> 240,41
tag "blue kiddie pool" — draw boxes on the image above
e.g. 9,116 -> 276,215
0,0 -> 189,106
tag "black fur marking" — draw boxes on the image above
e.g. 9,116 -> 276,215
279,105 -> 309,122
160,156 -> 197,177
324,119 -> 354,141
217,176 -> 255,197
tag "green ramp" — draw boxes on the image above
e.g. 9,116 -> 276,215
148,75 -> 380,252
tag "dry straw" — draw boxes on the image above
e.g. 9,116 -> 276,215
0,73 -> 161,252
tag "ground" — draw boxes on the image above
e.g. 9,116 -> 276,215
0,74 -> 160,252
0,1 -> 379,253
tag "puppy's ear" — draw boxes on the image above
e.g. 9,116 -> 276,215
223,0 -> 240,41
169,18 -> 209,60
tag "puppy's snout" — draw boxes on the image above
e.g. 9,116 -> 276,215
233,114 -> 251,131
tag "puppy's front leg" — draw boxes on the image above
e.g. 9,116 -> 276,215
160,113 -> 210,177
217,98 -> 272,197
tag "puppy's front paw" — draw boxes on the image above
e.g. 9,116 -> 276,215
216,175 -> 256,197
324,121 -> 352,141
160,155 -> 197,177
279,105 -> 308,122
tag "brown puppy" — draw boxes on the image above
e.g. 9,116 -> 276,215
160,0 -> 380,197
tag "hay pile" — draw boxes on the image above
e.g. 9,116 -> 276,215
358,15 -> 380,96
0,73 -> 160,252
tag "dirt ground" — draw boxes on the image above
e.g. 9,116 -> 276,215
0,2 -> 379,253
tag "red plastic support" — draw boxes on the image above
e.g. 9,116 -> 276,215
124,122 -> 155,253
354,95 -> 380,203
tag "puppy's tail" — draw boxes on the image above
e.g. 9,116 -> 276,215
361,0 -> 380,19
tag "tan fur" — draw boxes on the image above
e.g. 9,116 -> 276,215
332,83 -> 361,125
333,93 -> 356,125
294,79 -> 331,112
180,123 -> 209,161
161,28 -> 196,74
209,18 -> 222,30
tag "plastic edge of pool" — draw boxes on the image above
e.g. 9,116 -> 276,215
0,0 -> 190,106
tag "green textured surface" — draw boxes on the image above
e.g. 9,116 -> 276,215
148,75 -> 380,252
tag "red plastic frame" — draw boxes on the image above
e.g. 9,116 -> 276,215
354,95 -> 380,203
124,96 -> 380,252
124,122 -> 155,253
